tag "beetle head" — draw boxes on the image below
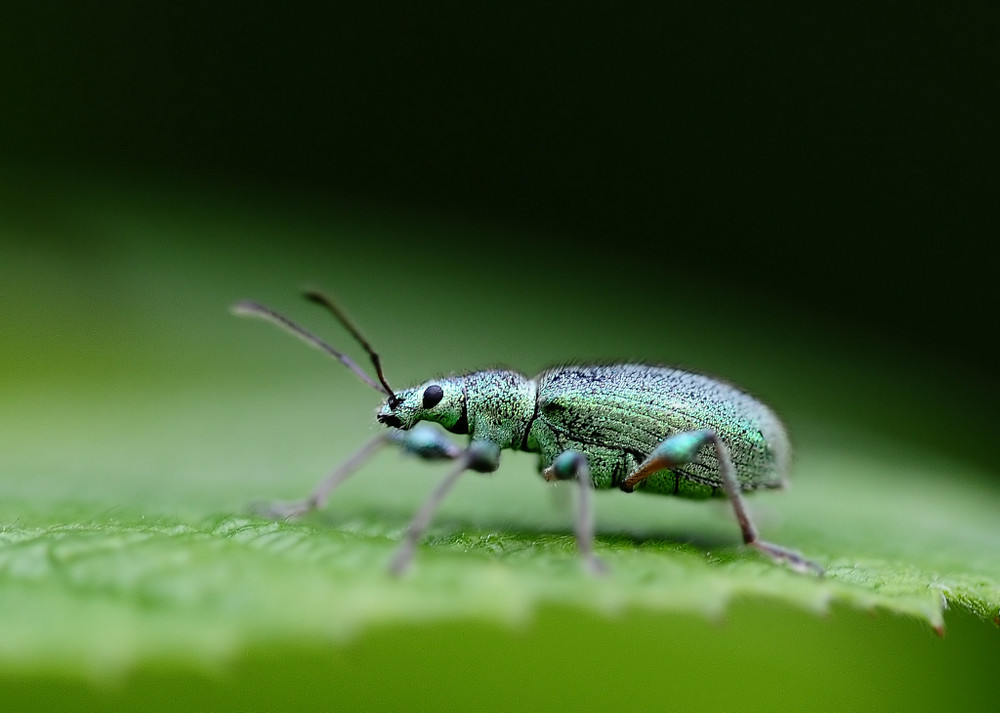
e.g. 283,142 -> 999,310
376,378 -> 468,434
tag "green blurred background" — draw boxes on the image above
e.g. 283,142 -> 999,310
4,2 -> 997,464
5,2 -> 997,454
2,3 -> 998,710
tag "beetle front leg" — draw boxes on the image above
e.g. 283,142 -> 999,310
389,439 -> 501,576
623,430 -> 823,575
256,433 -> 392,519
258,424 -> 462,520
542,451 -> 608,575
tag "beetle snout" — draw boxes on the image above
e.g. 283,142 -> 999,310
377,413 -> 403,429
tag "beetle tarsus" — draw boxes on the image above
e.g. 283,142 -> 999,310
252,497 -> 316,520
750,540 -> 825,575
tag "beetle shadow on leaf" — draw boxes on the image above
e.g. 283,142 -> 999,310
304,506 -> 741,554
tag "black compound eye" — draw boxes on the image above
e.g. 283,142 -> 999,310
422,384 -> 444,409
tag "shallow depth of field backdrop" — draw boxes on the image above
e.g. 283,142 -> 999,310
2,4 -> 998,712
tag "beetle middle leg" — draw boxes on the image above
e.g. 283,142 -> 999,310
542,451 -> 608,575
622,430 -> 823,574
389,439 -> 501,576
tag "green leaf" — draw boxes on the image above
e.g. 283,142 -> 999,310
2,429 -> 997,678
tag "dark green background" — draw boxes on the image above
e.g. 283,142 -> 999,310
4,3 -> 997,466
3,3 -> 998,710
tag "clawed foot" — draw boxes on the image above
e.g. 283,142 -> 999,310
251,498 -> 316,520
388,540 -> 418,577
582,553 -> 609,576
751,540 -> 824,576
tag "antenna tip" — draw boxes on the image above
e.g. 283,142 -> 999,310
230,300 -> 261,317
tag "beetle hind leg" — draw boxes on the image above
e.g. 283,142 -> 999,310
623,430 -> 823,575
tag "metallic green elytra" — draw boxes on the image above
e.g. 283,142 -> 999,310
233,292 -> 821,577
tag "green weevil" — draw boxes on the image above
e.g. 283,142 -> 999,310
233,291 -> 821,576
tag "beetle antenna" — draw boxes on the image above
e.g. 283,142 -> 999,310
302,289 -> 399,406
231,299 -> 389,396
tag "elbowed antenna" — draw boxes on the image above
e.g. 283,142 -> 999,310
231,299 -> 390,397
302,289 -> 399,406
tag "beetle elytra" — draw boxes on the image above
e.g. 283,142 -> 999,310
233,291 -> 821,576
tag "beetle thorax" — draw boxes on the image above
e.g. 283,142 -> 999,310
462,370 -> 537,449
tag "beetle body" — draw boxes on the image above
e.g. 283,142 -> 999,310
379,364 -> 789,498
234,293 -> 820,575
